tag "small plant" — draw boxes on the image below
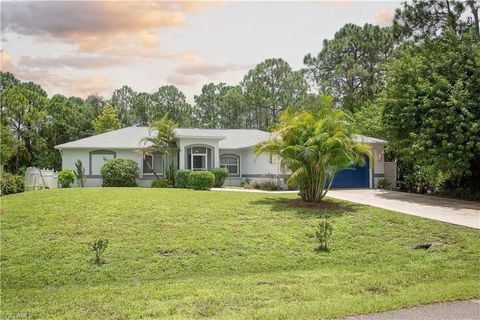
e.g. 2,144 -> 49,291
188,171 -> 215,190
74,160 -> 87,187
175,169 -> 191,188
58,169 -> 75,188
151,179 -> 171,188
210,167 -> 229,187
377,178 -> 391,189
91,239 -> 109,265
315,218 -> 333,251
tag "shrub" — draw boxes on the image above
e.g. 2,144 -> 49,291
376,178 -> 391,189
175,169 -> 191,188
58,169 -> 76,188
259,180 -> 281,191
91,239 -> 109,265
1,173 -> 25,195
210,167 -> 229,187
151,179 -> 171,188
188,171 -> 215,190
315,218 -> 333,251
101,158 -> 138,187
244,180 -> 260,189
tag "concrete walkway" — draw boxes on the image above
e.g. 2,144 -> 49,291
328,189 -> 480,229
212,188 -> 480,229
345,299 -> 480,320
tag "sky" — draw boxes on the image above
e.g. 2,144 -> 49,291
0,0 -> 401,101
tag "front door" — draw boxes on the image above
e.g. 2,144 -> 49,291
192,154 -> 206,171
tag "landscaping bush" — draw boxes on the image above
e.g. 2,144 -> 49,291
376,178 -> 391,189
1,173 -> 25,195
101,158 -> 138,187
315,218 -> 333,251
210,167 -> 229,187
58,169 -> 76,188
175,169 -> 191,188
188,171 -> 215,190
151,179 -> 171,188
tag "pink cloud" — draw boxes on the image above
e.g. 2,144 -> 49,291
372,9 -> 395,26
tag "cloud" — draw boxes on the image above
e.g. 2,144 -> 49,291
1,1 -> 219,54
166,73 -> 201,86
70,76 -> 112,97
2,50 -> 111,97
19,54 -> 126,69
372,9 -> 395,26
165,52 -> 248,86
0,51 -> 15,72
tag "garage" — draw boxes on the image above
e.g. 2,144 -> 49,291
331,156 -> 370,188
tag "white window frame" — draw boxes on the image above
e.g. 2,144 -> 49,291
191,148 -> 208,171
143,154 -> 164,175
220,154 -> 240,176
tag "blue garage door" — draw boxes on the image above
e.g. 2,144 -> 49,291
331,156 -> 370,188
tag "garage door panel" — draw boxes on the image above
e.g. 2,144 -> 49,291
331,156 -> 370,188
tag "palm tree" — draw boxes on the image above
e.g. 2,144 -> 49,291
253,104 -> 371,202
136,115 -> 178,180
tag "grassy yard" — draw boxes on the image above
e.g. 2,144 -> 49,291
1,188 -> 479,319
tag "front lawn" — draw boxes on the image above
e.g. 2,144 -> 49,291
1,188 -> 479,319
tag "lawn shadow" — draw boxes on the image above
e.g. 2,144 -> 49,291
250,196 -> 362,219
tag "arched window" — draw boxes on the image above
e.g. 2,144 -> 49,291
220,154 -> 240,176
186,145 -> 213,171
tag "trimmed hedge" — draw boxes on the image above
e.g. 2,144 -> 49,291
188,171 -> 215,190
210,167 -> 229,187
101,158 -> 139,187
151,179 -> 171,188
1,173 -> 25,195
58,169 -> 75,188
175,169 -> 191,188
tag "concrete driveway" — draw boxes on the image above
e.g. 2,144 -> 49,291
327,189 -> 480,229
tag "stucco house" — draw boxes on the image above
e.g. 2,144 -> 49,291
55,127 -> 387,188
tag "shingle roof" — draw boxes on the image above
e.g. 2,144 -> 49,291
55,127 -> 386,150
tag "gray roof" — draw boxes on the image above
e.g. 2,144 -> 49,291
353,135 -> 387,144
55,126 -> 386,150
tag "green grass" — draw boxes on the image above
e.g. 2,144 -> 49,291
1,188 -> 479,319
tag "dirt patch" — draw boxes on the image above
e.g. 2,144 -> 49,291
284,199 -> 342,211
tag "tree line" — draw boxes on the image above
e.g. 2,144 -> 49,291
1,0 -> 479,198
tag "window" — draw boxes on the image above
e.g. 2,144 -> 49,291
220,155 -> 239,175
186,146 -> 212,171
143,155 -> 163,174
89,150 -> 116,175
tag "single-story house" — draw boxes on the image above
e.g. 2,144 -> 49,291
55,127 -> 387,188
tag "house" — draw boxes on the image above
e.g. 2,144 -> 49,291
55,127 -> 388,188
